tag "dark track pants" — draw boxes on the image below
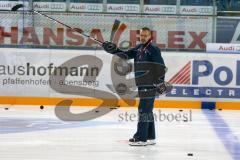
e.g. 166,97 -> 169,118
134,87 -> 156,142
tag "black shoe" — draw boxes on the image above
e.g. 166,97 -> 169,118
129,138 -> 147,146
129,138 -> 137,142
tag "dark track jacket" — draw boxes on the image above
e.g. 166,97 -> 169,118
115,42 -> 166,87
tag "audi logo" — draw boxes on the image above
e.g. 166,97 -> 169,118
51,4 -> 64,9
199,8 -> 213,14
162,7 -> 175,13
87,5 -> 101,11
124,6 -> 138,12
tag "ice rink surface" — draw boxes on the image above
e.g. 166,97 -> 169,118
0,105 -> 240,160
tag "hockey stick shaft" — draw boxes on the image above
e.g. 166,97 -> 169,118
12,4 -> 103,44
29,10 -> 103,44
31,10 -> 103,44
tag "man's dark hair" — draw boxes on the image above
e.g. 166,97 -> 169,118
141,27 -> 151,32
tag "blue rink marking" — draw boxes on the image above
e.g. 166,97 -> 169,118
0,117 -> 119,134
203,110 -> 240,160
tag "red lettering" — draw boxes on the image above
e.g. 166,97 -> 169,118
0,26 -> 18,44
129,30 -> 139,47
168,31 -> 185,48
188,32 -> 207,49
86,29 -> 104,47
66,28 -> 84,46
151,30 -> 166,48
43,28 -> 64,45
19,27 -> 40,45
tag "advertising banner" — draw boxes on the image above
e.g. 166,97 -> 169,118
107,4 -> 140,13
180,6 -> 215,15
0,1 -> 29,10
1,48 -> 240,102
69,3 -> 103,12
206,43 -> 240,54
0,13 -> 213,50
33,2 -> 66,12
143,5 -> 176,14
165,53 -> 240,101
0,48 -> 104,98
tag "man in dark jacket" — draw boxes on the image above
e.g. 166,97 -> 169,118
103,27 -> 166,146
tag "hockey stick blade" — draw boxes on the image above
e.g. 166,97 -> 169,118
110,19 -> 121,42
11,4 -> 24,11
112,23 -> 127,44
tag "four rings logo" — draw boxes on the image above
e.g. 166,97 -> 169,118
87,4 -> 101,11
125,6 -> 138,12
199,8 -> 213,14
162,7 -> 175,13
51,3 -> 64,10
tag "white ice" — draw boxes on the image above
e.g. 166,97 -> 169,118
0,105 -> 240,160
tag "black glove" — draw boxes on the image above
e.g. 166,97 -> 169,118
102,41 -> 118,54
153,82 -> 173,95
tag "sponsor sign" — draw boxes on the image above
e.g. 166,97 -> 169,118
180,6 -> 214,15
206,43 -> 240,54
1,49 -> 240,101
143,5 -> 176,14
0,1 -> 29,10
33,2 -> 66,12
107,4 -> 140,13
69,3 -> 103,12
166,53 -> 240,100
0,13 -> 213,50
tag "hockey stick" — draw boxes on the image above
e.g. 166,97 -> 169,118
11,4 -> 120,48
12,4 -> 102,44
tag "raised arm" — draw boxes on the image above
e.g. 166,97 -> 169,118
102,41 -> 137,60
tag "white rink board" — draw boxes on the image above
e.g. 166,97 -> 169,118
0,48 -> 240,101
